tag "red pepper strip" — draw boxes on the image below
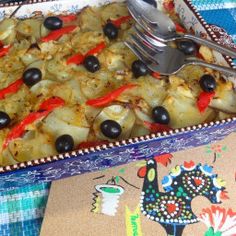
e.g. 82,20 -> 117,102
196,51 -> 204,60
77,140 -> 109,149
39,96 -> 65,111
197,91 -> 215,113
59,14 -> 77,23
41,25 -> 77,42
152,72 -> 161,80
86,84 -> 137,107
143,121 -> 171,133
86,42 -> 106,57
66,53 -> 84,65
163,1 -> 175,11
175,23 -> 186,33
0,79 -> 23,100
111,15 -> 132,28
2,97 -> 65,149
0,45 -> 11,58
67,42 -> 106,65
2,111 -> 49,149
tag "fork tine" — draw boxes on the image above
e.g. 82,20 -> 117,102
139,14 -> 163,36
127,2 -> 154,35
128,35 -> 160,64
127,2 -> 140,21
124,41 -> 153,65
136,15 -> 168,43
130,34 -> 157,57
134,24 -> 166,49
139,16 -> 154,33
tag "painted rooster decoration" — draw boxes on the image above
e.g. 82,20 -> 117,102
138,154 -> 228,236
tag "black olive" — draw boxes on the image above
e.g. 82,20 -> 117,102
83,55 -> 100,73
132,60 -> 149,78
0,111 -> 11,129
177,40 -> 197,55
103,22 -> 119,40
55,134 -> 74,153
44,16 -> 63,30
152,106 -> 170,124
143,0 -> 157,8
199,74 -> 216,92
100,120 -> 122,139
23,68 -> 42,87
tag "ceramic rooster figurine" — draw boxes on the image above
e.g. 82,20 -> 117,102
138,154 -> 228,236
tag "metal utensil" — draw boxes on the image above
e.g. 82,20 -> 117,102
127,0 -> 236,58
125,33 -> 236,76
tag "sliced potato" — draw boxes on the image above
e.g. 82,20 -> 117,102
210,81 -> 236,113
7,130 -> 56,162
177,65 -> 205,82
80,71 -> 112,99
168,75 -> 195,99
131,124 -> 150,138
48,105 -> 89,127
99,42 -> 131,71
46,58 -> 74,81
0,55 -> 24,72
71,31 -> 104,54
99,49 -> 125,71
0,18 -> 16,40
11,39 -> 31,58
0,129 -> 18,166
199,45 -> 214,63
0,71 -> 21,89
162,95 -> 215,128
16,19 -> 42,39
21,52 -> 41,66
31,81 -> 77,105
78,7 -> 102,31
39,41 -> 60,55
30,80 -> 58,98
40,24 -> 50,38
85,105 -> 102,123
65,79 -> 86,104
42,106 -> 90,146
134,108 -> 153,123
2,29 -> 16,45
26,60 -> 46,77
0,86 -> 33,122
118,76 -> 168,107
100,2 -> 129,22
217,112 -> 234,120
1,149 -> 19,166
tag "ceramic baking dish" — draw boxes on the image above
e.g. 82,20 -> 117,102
0,0 -> 235,191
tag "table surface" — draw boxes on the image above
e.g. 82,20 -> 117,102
0,0 -> 236,235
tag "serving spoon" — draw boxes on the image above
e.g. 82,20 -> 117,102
127,0 -> 236,58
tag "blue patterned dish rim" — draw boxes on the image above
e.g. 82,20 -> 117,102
0,0 -> 236,190
178,0 -> 236,69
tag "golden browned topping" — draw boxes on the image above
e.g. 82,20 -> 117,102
0,2 -> 235,165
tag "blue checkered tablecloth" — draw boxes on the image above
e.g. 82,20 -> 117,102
0,183 -> 50,236
0,1 -> 236,236
192,0 -> 236,43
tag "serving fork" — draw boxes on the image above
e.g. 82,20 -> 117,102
127,0 -> 236,58
125,32 -> 236,76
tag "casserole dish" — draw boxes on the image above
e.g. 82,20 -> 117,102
0,0 -> 235,191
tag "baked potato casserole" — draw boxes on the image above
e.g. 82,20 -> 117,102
0,1 -> 235,166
